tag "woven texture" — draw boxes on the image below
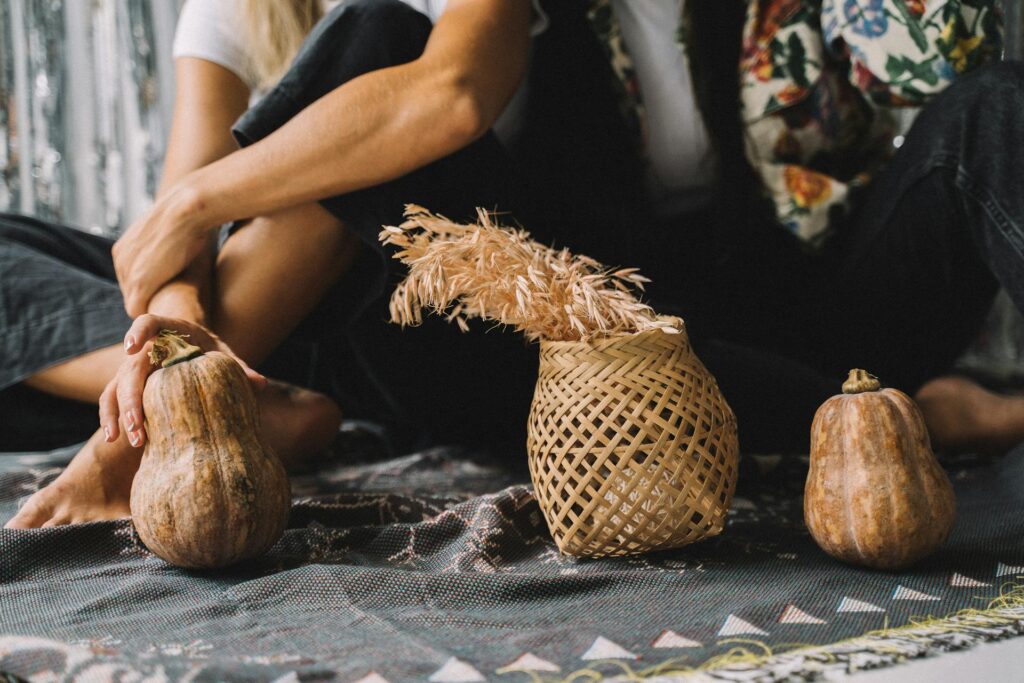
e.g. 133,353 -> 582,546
3,439 -> 1024,681
527,326 -> 740,557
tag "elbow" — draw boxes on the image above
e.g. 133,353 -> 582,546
436,71 -> 504,149
442,87 -> 492,149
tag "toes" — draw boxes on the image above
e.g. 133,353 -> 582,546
3,496 -> 55,529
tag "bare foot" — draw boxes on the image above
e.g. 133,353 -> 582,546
4,382 -> 342,529
259,380 -> 343,468
4,429 -> 139,529
915,375 -> 1024,454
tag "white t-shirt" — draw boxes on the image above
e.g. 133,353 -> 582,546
172,0 -> 549,97
611,0 -> 714,212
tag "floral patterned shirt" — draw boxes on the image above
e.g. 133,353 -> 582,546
586,0 -> 1003,247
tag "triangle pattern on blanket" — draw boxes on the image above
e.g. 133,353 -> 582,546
996,562 -> 1024,577
950,573 -> 990,587
837,597 -> 885,613
497,653 -> 560,672
778,604 -> 826,624
652,630 -> 702,648
581,636 -> 637,660
718,614 -> 768,637
352,674 -> 390,683
893,585 -> 940,601
428,657 -> 486,682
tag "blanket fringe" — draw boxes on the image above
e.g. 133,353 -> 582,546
512,582 -> 1024,682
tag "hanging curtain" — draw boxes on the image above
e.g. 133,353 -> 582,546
0,0 -> 181,236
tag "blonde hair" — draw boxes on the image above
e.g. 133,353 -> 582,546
242,0 -> 323,90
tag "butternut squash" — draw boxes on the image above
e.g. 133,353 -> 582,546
804,369 -> 956,570
130,331 -> 290,568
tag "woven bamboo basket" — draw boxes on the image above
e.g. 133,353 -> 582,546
526,323 -> 740,558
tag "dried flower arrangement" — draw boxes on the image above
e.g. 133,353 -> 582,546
378,205 -> 681,342
378,204 -> 737,559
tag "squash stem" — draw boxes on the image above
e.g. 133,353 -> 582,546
149,329 -> 203,369
842,368 -> 881,394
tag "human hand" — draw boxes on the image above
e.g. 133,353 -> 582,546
113,182 -> 213,318
99,314 -> 267,449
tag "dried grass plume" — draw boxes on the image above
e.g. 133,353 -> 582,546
379,205 -> 682,342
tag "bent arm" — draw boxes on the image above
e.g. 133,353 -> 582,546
175,0 -> 532,230
147,58 -> 250,323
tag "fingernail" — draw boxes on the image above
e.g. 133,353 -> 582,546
126,410 -> 137,431
103,425 -> 112,442
129,430 -> 142,447
124,335 -> 135,351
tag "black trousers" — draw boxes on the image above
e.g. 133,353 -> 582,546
1,0 -> 1020,455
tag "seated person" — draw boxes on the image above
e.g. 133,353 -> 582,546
3,0 -> 1022,531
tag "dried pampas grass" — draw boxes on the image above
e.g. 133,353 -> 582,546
379,205 -> 681,343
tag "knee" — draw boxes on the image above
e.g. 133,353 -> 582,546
0,214 -> 49,247
338,0 -> 431,27
272,0 -> 433,103
312,0 -> 433,62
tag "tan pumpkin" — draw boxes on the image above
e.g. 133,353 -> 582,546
804,369 -> 956,571
130,331 -> 290,568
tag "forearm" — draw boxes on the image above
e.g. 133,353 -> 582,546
145,233 -> 218,324
180,63 -> 485,229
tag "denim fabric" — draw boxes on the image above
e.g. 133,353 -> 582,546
821,61 -> 1024,391
0,215 -> 130,391
0,217 -> 131,449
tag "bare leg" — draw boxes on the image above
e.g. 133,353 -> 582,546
23,345 -> 124,403
6,202 -> 353,529
915,375 -> 1024,454
213,202 -> 358,364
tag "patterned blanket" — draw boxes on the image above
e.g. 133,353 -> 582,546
2,426 -> 1024,682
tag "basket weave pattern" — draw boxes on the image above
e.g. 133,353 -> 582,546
527,326 -> 740,557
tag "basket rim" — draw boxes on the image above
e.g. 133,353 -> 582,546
538,317 -> 687,351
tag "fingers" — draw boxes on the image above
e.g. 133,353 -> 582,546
123,314 -> 211,355
123,314 -> 266,391
99,379 -> 120,443
112,238 -> 156,319
114,349 -> 154,448
123,289 -> 152,320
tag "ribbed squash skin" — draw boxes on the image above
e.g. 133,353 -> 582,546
130,352 -> 290,568
805,387 -> 955,570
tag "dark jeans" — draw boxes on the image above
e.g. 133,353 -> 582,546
659,63 -> 1021,450
0,0 -> 1020,455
